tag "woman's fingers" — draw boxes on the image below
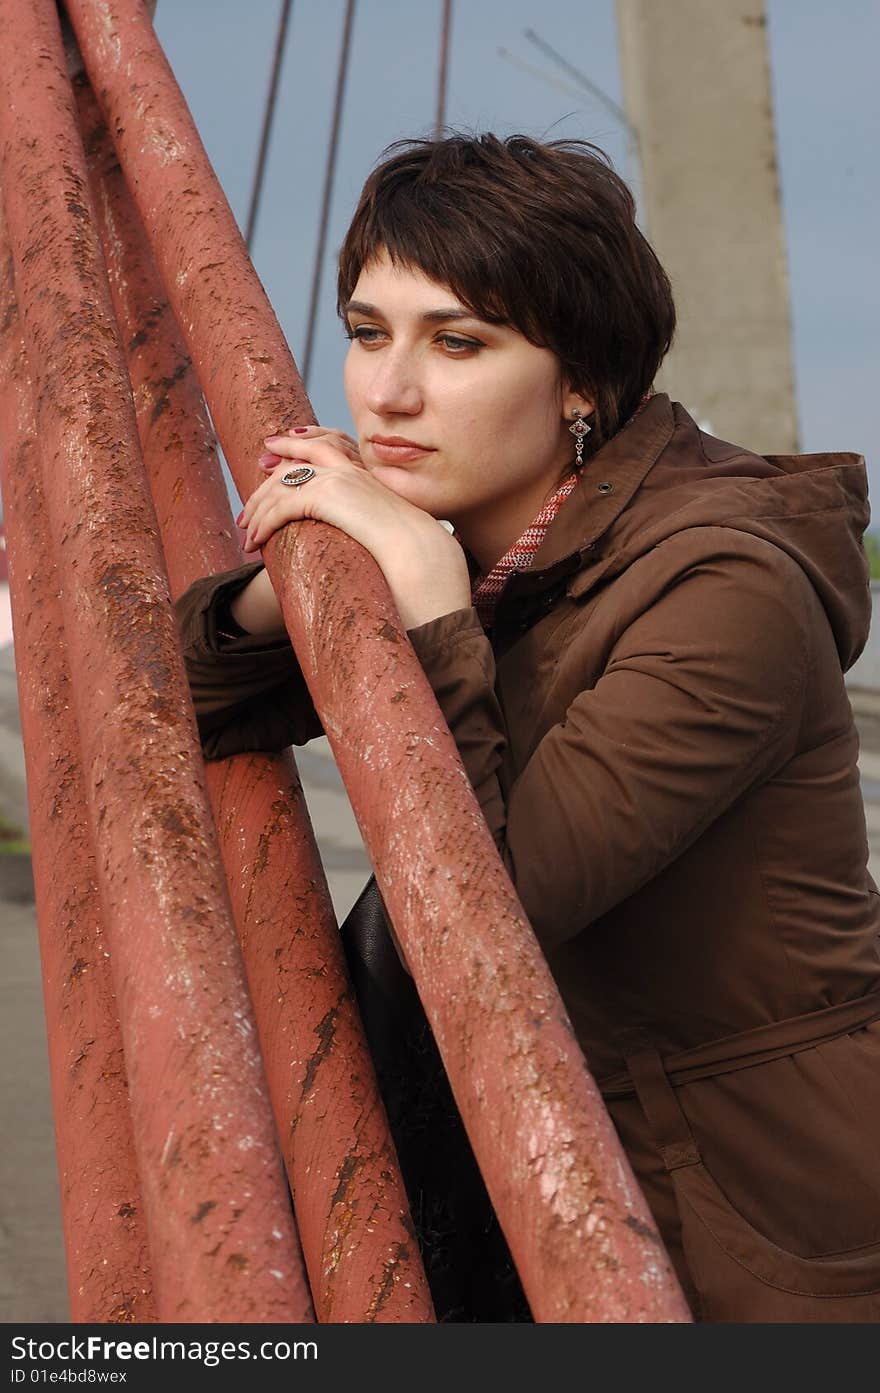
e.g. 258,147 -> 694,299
239,424 -> 416,553
242,434 -> 360,525
239,449 -> 337,548
265,425 -> 360,457
242,498 -> 288,551
241,469 -> 332,551
253,434 -> 361,489
241,489 -> 297,551
262,427 -> 362,471
272,424 -> 359,449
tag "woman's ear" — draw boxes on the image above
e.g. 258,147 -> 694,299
562,393 -> 595,422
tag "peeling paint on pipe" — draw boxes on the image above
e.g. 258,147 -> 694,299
0,0 -> 312,1323
76,79 -> 433,1323
64,0 -> 692,1320
0,215 -> 154,1325
207,753 -> 430,1322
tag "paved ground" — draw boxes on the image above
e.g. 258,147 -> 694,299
3,639 -> 880,1323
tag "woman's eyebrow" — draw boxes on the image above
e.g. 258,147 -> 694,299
344,299 -> 474,323
420,308 -> 475,323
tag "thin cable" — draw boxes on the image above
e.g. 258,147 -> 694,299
245,0 -> 294,251
497,46 -> 586,106
434,0 -> 453,138
523,26 -> 640,153
301,0 -> 356,390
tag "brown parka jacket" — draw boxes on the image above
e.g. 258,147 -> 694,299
176,395 -> 880,1321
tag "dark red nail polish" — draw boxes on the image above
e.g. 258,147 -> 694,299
235,509 -> 244,525
293,426 -> 309,434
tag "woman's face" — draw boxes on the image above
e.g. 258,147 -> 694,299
343,249 -> 589,563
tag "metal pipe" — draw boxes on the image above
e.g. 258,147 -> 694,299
64,0 -> 691,1321
0,0 -> 312,1323
0,209 -> 154,1325
75,84 -> 243,600
206,753 -> 430,1321
76,77 -> 433,1323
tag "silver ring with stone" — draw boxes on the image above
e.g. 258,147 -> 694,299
280,466 -> 316,488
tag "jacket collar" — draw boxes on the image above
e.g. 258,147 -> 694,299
494,393 -> 675,621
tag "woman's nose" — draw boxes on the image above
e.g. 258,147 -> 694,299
363,353 -> 423,417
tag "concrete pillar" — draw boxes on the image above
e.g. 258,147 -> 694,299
616,0 -> 798,450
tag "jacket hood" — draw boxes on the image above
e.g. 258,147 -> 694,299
525,396 -> 871,672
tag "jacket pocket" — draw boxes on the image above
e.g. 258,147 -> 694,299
671,1155 -> 880,1321
623,1029 -> 880,1321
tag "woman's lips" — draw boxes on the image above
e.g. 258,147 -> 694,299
369,437 -> 435,464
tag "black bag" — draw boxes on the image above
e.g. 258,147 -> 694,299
340,876 -> 531,1322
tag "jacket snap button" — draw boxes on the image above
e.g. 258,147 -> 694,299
597,481 -> 614,495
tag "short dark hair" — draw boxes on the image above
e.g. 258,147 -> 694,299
337,134 -> 675,448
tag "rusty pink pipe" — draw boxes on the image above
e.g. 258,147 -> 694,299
64,0 -> 691,1320
0,0 -> 312,1323
76,78 -> 433,1323
0,213 -> 154,1325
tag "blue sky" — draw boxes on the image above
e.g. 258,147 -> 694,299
149,1 -> 876,510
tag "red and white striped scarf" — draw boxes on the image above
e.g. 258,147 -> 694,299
469,393 -> 654,629
471,472 -> 578,629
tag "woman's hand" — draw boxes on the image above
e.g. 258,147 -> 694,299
237,426 -> 472,630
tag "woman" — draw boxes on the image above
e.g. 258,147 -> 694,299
177,135 -> 880,1322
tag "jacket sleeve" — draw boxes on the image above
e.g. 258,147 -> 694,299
406,533 -> 816,951
175,561 -> 323,759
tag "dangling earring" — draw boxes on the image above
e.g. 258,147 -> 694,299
569,408 -> 591,469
